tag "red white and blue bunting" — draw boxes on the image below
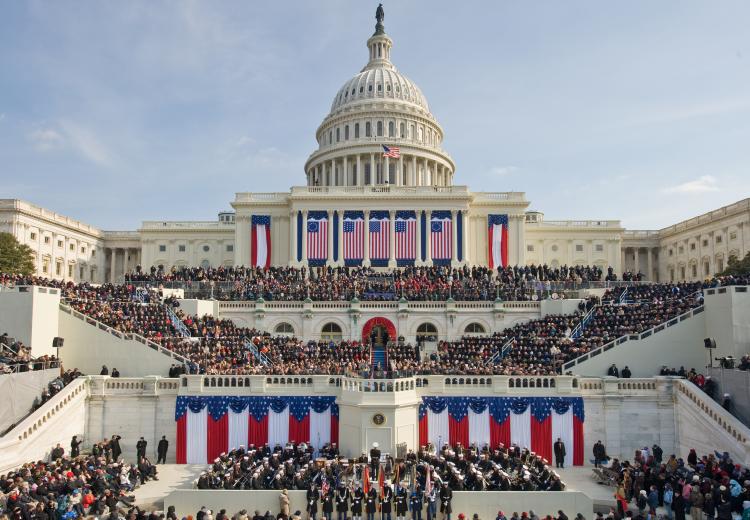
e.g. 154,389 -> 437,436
175,396 -> 339,464
418,397 -> 584,466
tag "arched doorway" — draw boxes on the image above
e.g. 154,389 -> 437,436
361,317 -> 397,372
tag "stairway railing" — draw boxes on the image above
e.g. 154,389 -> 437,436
570,305 -> 597,340
243,338 -> 270,366
485,336 -> 514,365
166,307 -> 191,338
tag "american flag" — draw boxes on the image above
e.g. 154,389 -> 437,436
395,213 -> 416,261
430,215 -> 452,260
307,217 -> 328,261
382,144 -> 400,158
343,215 -> 364,262
369,216 -> 389,260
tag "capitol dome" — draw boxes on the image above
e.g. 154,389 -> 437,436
304,9 -> 455,189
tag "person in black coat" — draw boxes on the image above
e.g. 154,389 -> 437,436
554,438 -> 566,468
607,364 -> 619,377
370,444 -> 382,476
307,485 -> 320,520
409,491 -> 423,520
381,482 -> 393,520
593,440 -> 606,468
70,435 -> 83,458
323,489 -> 335,520
395,485 -> 408,520
351,487 -> 364,520
157,436 -> 169,464
100,365 -> 109,376
439,484 -> 452,520
336,484 -> 350,520
110,435 -> 122,461
366,487 -> 378,520
136,437 -> 148,460
672,491 -> 686,520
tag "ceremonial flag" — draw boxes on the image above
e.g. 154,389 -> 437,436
343,211 -> 365,265
382,144 -> 400,158
251,215 -> 272,269
369,211 -> 390,264
307,212 -> 329,263
395,211 -> 416,264
488,214 -> 509,269
430,211 -> 452,263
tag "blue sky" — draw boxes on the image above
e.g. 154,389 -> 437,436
1,1 -> 749,230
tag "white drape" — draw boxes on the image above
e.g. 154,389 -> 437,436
510,408 -> 531,449
268,407 -> 289,447
551,408 -> 573,467
427,408 -> 449,449
256,224 -> 268,267
186,407 -> 207,464
468,408 -> 490,448
491,224 -> 502,268
310,408 -> 331,451
228,409 -> 249,451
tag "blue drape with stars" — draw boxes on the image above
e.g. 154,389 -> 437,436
176,396 -> 338,421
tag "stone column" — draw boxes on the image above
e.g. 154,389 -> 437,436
398,155 -> 404,186
634,247 -> 641,275
343,157 -> 348,187
363,210 -> 371,267
356,155 -> 362,186
370,154 -> 375,185
388,210 -> 396,268
415,211 -> 423,265
461,211 -> 469,265
289,210 -> 297,266
451,210 -> 458,267
337,211 -> 345,266
330,160 -> 335,186
647,248 -> 653,281
327,209 -> 334,265
109,248 -> 117,282
384,156 -> 390,185
412,156 -> 417,185
425,210 -> 432,264
301,210 -> 308,264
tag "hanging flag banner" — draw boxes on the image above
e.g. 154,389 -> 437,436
488,214 -> 509,269
395,210 -> 417,266
369,210 -> 390,267
343,210 -> 365,266
307,211 -> 329,265
251,215 -> 272,269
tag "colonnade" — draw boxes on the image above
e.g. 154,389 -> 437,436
306,153 -> 453,188
289,208 -> 469,267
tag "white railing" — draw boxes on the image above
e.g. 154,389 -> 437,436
562,305 -> 705,371
59,303 -> 193,366
570,306 -> 597,339
675,379 -> 750,445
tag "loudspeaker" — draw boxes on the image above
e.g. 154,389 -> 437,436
52,337 -> 64,349
703,338 -> 716,349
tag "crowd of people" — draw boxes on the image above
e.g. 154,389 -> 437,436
123,264 -> 611,302
0,333 -> 59,374
597,445 -> 750,520
0,437 -> 161,520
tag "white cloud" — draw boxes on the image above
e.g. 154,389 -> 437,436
488,166 -> 518,177
663,175 -> 720,194
28,128 -> 65,151
58,120 -> 114,167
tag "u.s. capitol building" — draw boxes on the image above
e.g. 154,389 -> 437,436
1,8 -> 748,284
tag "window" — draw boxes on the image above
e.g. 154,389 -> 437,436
386,83 -> 391,92
360,86 -> 364,93
57,240 -> 63,248
678,246 -> 684,254
91,249 -> 96,257
377,83 -> 382,92
344,125 -> 349,140
691,264 -> 697,278
718,258 -> 724,272
56,261 -> 62,276
365,122 -> 371,137
388,121 -> 394,137
90,268 -> 95,281
400,122 -> 405,137
30,232 -> 37,240
70,243 -> 75,251
668,249 -> 673,257
716,235 -> 722,244
226,244 -> 234,252
680,266 -> 686,279
551,245 -> 559,252
336,128 -> 340,142
44,236 -> 50,244
730,231 -> 737,241
527,245 -> 535,252
42,258 -> 49,274
368,84 -> 372,92
702,239 -> 708,247
275,322 -> 294,335
79,266 -> 84,280
575,244 -> 584,252
354,123 -> 360,138
377,121 -> 383,136
416,323 -> 438,342
178,245 -> 186,252
464,323 -> 486,334
320,322 -> 343,341
203,245 -> 210,252
159,245 -> 166,252
68,264 -> 73,277
328,131 -> 332,144
704,262 -> 710,276
690,243 -> 696,251
595,244 -> 604,252
81,246 -> 86,253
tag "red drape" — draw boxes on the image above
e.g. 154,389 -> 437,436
490,417 -> 511,449
288,415 -> 310,444
264,225 -> 272,269
418,415 -> 429,447
531,416 -> 552,464
176,415 -> 187,464
501,226 -> 508,267
249,415 -> 268,446
330,414 -> 339,446
207,414 -> 228,462
251,224 -> 257,267
448,416 -> 469,447
573,416 -> 584,466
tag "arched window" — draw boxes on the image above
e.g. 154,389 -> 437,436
366,122 -> 372,137
377,121 -> 383,136
336,128 -> 340,142
355,123 -> 360,138
344,125 -> 349,140
464,323 -> 486,334
400,122 -> 405,138
321,322 -> 343,341
275,322 -> 294,335
200,259 -> 211,269
388,121 -> 394,137
416,323 -> 438,342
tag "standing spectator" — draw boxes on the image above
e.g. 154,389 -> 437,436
157,435 -> 169,464
100,365 -> 109,376
621,366 -> 632,378
280,489 -> 290,518
607,364 -> 619,377
672,488 -> 686,520
136,437 -> 148,460
593,440 -> 607,468
111,434 -> 122,461
70,435 -> 82,458
439,483 -> 452,520
111,368 -> 120,378
554,438 -> 566,468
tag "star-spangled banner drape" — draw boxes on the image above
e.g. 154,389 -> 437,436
418,396 -> 584,466
307,211 -> 329,265
175,396 -> 339,464
395,210 -> 416,265
430,210 -> 452,264
251,215 -> 272,269
343,211 -> 365,265
369,210 -> 390,266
